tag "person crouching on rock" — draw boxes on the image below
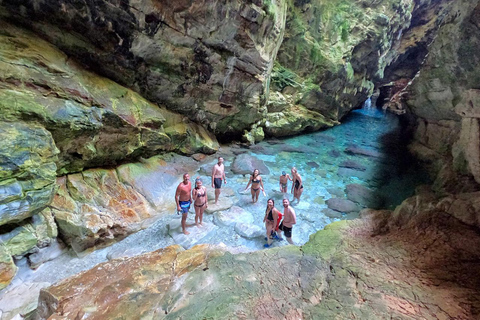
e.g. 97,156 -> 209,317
263,198 -> 280,248
175,173 -> 192,235
192,177 -> 208,227
245,169 -> 265,203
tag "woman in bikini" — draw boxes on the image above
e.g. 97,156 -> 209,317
245,169 -> 265,203
192,177 -> 208,226
263,198 -> 279,248
291,167 -> 303,203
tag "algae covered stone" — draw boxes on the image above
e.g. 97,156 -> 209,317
0,121 -> 58,226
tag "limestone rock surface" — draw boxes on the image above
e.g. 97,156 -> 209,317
37,202 -> 480,319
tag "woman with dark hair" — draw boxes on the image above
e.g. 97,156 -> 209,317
244,169 -> 265,203
192,177 -> 208,227
263,198 -> 279,248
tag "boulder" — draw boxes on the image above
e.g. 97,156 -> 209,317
51,169 -> 155,253
213,206 -> 254,227
168,220 -> 218,250
27,239 -> 66,270
326,198 -> 360,213
234,223 -> 266,239
205,197 -> 235,214
345,184 -> 384,209
231,154 -> 270,175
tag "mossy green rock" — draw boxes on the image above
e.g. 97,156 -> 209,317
0,122 -> 58,226
0,20 -> 219,175
0,1 -> 288,136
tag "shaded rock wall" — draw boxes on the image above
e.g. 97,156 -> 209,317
0,0 -> 288,138
405,0 -> 480,193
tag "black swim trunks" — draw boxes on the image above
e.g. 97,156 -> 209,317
278,222 -> 292,238
214,178 -> 222,189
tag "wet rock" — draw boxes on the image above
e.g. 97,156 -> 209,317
205,197 -> 234,214
0,243 -> 16,290
213,206 -> 254,227
206,186 -> 236,200
328,150 -> 341,158
344,146 -> 382,158
321,208 -> 343,219
337,167 -> 372,181
326,198 -> 360,213
234,223 -> 265,239
231,154 -> 270,175
339,160 -> 367,171
106,247 -> 147,261
327,188 -> 345,198
345,184 -> 384,209
307,161 -> 320,168
168,220 -> 218,250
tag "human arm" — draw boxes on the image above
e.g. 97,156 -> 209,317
175,186 -> 181,211
245,176 -> 252,190
192,187 -> 198,201
211,166 -> 215,187
222,167 -> 227,184
204,186 -> 208,207
273,209 -> 278,229
288,174 -> 293,181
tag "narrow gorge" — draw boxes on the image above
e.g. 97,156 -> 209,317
0,0 -> 480,319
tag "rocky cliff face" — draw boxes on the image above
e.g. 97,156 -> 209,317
0,19 -> 218,289
405,0 -> 480,193
0,0 -> 288,140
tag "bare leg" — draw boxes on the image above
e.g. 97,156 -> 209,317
251,190 -> 255,203
215,189 -> 220,204
194,206 -> 200,227
286,237 -> 294,244
199,208 -> 204,225
181,213 -> 190,235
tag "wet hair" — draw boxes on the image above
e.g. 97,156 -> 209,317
266,198 -> 275,211
252,169 -> 259,177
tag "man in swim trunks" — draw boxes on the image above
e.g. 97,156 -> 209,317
175,173 -> 192,235
277,199 -> 296,244
279,171 -> 292,194
211,157 -> 226,204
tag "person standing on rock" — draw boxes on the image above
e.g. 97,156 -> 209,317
192,177 -> 208,227
279,171 -> 292,194
245,169 -> 265,203
263,198 -> 280,248
175,173 -> 192,235
277,198 -> 296,244
291,167 -> 303,203
211,157 -> 226,204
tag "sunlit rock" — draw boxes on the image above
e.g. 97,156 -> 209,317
213,206 -> 254,227
231,153 -> 270,175
0,243 -> 16,290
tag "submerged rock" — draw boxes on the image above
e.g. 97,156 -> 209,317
231,153 -> 270,175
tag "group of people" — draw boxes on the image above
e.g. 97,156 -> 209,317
174,156 -> 298,246
175,157 -> 227,235
245,167 -> 303,204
